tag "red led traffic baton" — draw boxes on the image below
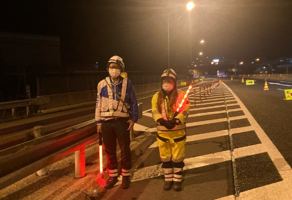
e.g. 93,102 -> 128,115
99,132 -> 103,173
174,84 -> 193,116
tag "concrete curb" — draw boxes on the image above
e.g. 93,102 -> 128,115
130,131 -> 157,161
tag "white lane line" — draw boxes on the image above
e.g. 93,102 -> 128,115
277,88 -> 285,91
192,97 -> 235,103
230,126 -> 255,134
187,115 -> 246,127
223,82 -> 292,180
191,103 -> 238,109
190,94 -> 233,98
233,144 -> 266,158
142,112 -> 152,117
268,82 -> 292,87
131,150 -> 231,183
193,99 -> 236,106
188,109 -> 232,117
134,123 -> 156,132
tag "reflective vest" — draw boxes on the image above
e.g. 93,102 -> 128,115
100,77 -> 129,118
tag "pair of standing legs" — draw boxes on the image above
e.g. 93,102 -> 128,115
102,118 -> 131,189
157,132 -> 186,191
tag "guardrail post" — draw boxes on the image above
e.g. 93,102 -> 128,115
75,147 -> 85,178
12,108 -> 15,117
34,126 -> 49,176
26,105 -> 30,116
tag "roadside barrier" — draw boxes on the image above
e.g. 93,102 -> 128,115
0,121 -> 98,190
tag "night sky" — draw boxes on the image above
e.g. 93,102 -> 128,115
1,0 -> 292,72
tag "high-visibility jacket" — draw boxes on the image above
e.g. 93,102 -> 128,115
95,76 -> 138,124
152,90 -> 190,163
152,90 -> 190,131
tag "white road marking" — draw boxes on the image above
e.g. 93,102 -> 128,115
190,103 -> 238,108
223,82 -> 292,175
131,150 -> 231,182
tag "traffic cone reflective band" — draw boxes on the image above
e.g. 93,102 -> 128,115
264,81 -> 269,90
242,77 -> 244,83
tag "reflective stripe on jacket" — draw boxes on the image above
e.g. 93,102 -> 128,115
151,90 -> 190,131
95,76 -> 138,124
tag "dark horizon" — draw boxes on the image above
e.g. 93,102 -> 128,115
1,0 -> 292,72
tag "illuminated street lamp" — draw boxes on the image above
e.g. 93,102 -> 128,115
199,52 -> 203,56
167,2 -> 195,69
239,61 -> 244,65
186,2 -> 195,11
200,39 -> 204,44
256,58 -> 260,62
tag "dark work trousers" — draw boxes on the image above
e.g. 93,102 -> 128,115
102,117 -> 131,171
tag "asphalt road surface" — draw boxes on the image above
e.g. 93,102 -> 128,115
101,78 -> 292,200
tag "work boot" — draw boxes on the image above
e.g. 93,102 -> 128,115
173,181 -> 182,191
163,181 -> 173,191
105,177 -> 118,189
122,176 -> 131,189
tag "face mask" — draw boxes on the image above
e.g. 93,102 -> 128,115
162,82 -> 174,92
109,68 -> 121,78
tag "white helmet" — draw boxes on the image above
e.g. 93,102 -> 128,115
107,55 -> 125,71
161,68 -> 177,81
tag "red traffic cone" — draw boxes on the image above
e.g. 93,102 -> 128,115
264,80 -> 269,90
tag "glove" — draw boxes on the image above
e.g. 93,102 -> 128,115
169,118 -> 181,126
157,118 -> 175,130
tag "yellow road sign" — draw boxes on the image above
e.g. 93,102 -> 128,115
284,89 -> 292,100
181,82 -> 187,86
246,80 -> 255,85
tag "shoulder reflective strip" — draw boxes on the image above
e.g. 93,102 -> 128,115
117,78 -> 128,112
157,124 -> 186,131
106,77 -> 114,113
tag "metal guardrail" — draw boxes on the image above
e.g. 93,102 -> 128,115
0,120 -> 97,190
0,96 -> 50,118
0,101 -> 144,190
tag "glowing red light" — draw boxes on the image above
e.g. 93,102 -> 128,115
99,145 -> 103,173
176,84 -> 193,112
97,177 -> 106,187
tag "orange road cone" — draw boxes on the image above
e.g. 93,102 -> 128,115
219,79 -> 222,84
264,80 -> 269,90
242,77 -> 244,83
231,76 -> 233,80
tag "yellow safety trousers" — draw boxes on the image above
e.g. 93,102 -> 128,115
157,129 -> 186,163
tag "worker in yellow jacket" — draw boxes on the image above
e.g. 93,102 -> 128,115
152,68 -> 190,191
